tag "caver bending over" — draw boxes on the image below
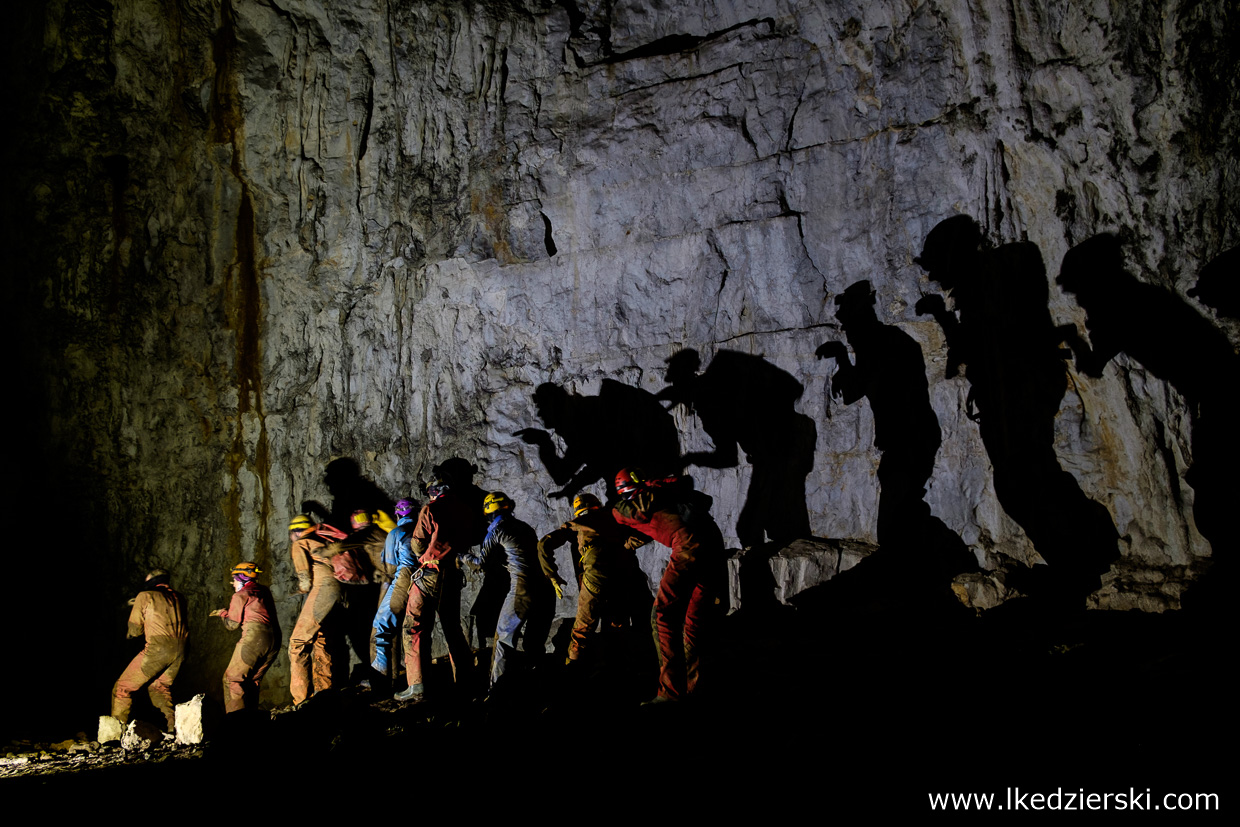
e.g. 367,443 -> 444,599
539,493 -> 649,665
112,569 -> 188,730
337,510 -> 389,670
287,515 -> 347,704
612,469 -> 725,703
395,476 -> 476,703
211,562 -> 281,714
371,497 -> 419,681
460,492 -> 555,693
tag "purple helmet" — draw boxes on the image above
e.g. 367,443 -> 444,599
395,498 -> 416,517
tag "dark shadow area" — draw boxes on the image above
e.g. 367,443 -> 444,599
915,215 -> 1120,608
816,281 -> 976,593
322,457 -> 394,527
515,380 -> 680,500
464,561 -> 508,653
655,348 -> 816,620
7,605 -> 1231,819
1058,234 -> 1240,616
431,457 -> 489,536
1187,245 -> 1240,320
429,457 -> 505,652
317,458 -> 394,680
657,349 -> 816,549
339,519 -> 386,677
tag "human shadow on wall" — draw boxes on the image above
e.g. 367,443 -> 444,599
514,380 -> 681,500
1187,245 -> 1240,320
1057,234 -> 1240,614
914,215 -> 1120,608
656,348 -> 816,615
814,281 -> 976,596
431,457 -> 489,544
320,457 -> 394,527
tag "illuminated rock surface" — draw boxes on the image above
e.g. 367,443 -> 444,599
10,0 -> 1237,728
119,720 -> 164,752
174,695 -> 206,746
96,716 -> 124,745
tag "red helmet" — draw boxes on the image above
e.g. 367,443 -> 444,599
615,468 -> 641,499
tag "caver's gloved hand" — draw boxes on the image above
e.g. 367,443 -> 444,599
374,510 -> 396,532
551,580 -> 565,600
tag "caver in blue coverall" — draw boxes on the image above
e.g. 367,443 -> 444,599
462,512 -> 555,691
372,512 -> 417,675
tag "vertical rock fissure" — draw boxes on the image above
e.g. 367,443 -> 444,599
213,0 -> 271,569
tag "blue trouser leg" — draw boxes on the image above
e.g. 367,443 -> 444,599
372,582 -> 402,673
489,587 -> 521,688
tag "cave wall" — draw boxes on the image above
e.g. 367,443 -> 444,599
9,0 -> 1238,725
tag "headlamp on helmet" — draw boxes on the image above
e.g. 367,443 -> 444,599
289,515 -> 314,531
572,493 -> 602,517
614,468 -> 643,499
230,562 -> 261,582
483,492 -> 514,516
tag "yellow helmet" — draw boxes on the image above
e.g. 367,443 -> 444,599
230,562 -> 262,580
483,492 -> 514,516
288,515 -> 314,531
572,493 -> 602,517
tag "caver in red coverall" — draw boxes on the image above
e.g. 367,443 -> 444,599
400,488 -> 475,696
112,577 -> 188,729
288,526 -> 346,704
613,485 -> 724,701
217,580 -> 281,713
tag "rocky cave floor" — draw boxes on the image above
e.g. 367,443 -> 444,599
2,586 -> 1232,810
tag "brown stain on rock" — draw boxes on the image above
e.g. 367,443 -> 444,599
213,0 -> 271,569
469,168 -> 514,264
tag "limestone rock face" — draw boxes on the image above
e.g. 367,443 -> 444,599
174,694 -> 206,746
97,716 -> 125,745
11,0 -> 1238,710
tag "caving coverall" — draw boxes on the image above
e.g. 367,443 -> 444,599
335,522 -> 389,667
112,583 -> 188,729
614,489 -> 724,700
463,512 -> 555,689
538,509 -> 647,662
402,492 -> 475,692
288,528 -> 344,704
372,513 -> 417,674
219,581 -> 281,713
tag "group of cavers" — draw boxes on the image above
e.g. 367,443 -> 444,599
111,460 -> 725,730
110,214 -> 1239,731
